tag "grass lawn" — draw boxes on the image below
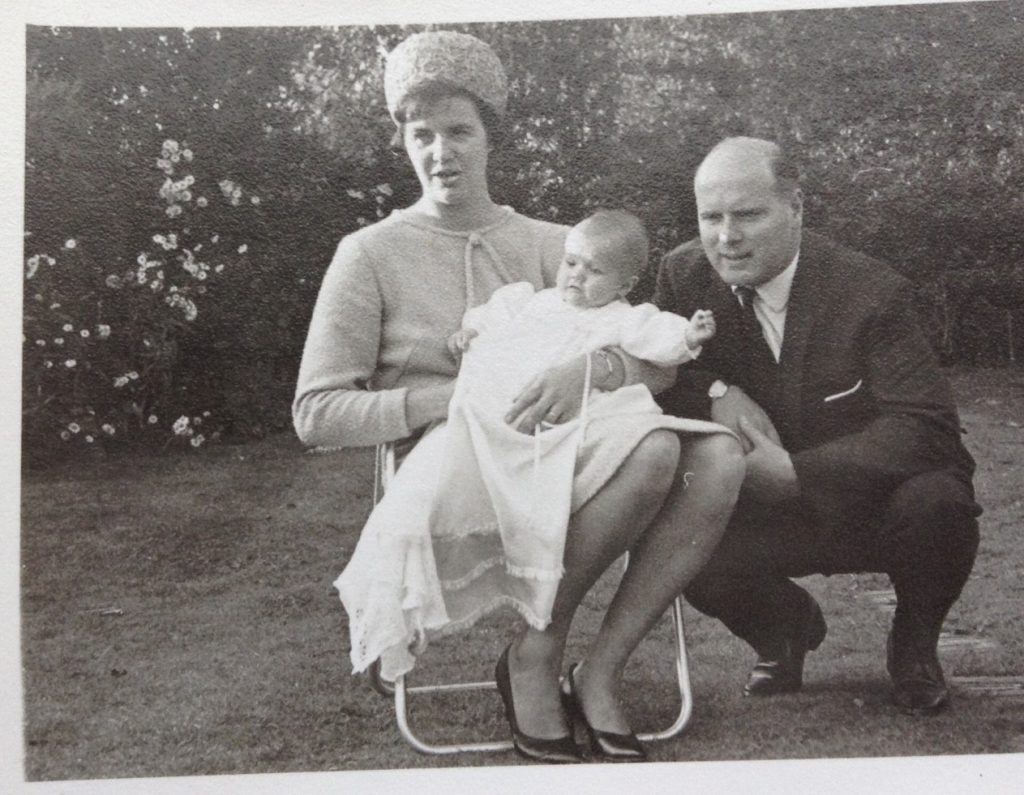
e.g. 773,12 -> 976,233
18,368 -> 1024,781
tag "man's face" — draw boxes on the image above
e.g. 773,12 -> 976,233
694,149 -> 802,288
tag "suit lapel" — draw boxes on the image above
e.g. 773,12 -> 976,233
776,235 -> 828,448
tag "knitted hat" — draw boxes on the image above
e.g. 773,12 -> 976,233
384,31 -> 508,122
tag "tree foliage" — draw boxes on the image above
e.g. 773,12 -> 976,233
23,4 -> 1024,460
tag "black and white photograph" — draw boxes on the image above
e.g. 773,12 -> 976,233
5,1 -> 1023,792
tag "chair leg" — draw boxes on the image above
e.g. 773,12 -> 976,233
394,675 -> 515,754
379,599 -> 693,754
636,597 -> 693,742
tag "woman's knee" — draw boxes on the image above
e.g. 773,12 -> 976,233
622,430 -> 680,494
683,433 -> 746,488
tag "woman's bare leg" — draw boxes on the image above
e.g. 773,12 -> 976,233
507,430 -> 680,738
573,433 -> 745,733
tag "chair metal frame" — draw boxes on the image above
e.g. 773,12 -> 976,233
368,442 -> 694,755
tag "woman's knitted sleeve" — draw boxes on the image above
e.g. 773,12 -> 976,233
292,236 -> 411,449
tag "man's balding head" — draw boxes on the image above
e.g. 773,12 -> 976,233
693,137 -> 803,288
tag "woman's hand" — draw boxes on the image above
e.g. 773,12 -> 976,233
506,355 -> 589,433
405,381 -> 456,430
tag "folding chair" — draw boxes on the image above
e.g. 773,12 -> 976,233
367,441 -> 694,755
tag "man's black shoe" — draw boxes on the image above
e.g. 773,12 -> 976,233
887,622 -> 949,714
743,594 -> 827,696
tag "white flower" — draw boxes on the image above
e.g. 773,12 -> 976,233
54,338 -> 64,345
64,359 -> 76,368
35,339 -> 45,346
196,196 -> 208,208
128,371 -> 139,380
60,430 -> 71,441
62,323 -> 73,332
85,435 -> 94,443
26,255 -> 39,279
346,189 -> 365,200
214,264 -> 224,273
172,415 -> 190,435
101,423 -> 116,435
44,360 -> 53,369
190,434 -> 205,447
80,329 -> 90,338
237,244 -> 248,254
211,234 -> 219,243
106,274 -> 123,289
64,238 -> 77,249
166,205 -> 182,218
50,303 -> 61,310
250,196 -> 261,205
182,149 -> 193,162
113,376 -> 129,388
96,324 -> 111,339
163,139 -> 179,153
148,414 -> 158,424
68,422 -> 81,433
376,183 -> 393,196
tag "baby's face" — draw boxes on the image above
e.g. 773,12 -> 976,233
556,227 -> 635,309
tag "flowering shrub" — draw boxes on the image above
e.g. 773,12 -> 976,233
22,139 -> 257,455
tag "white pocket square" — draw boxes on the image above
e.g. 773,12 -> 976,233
823,379 -> 863,403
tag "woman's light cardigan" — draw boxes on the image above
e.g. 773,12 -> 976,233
292,208 -> 568,449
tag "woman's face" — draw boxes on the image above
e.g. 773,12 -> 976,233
402,95 -> 491,211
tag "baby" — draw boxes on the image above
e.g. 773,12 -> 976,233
448,210 -> 715,383
336,210 -> 729,681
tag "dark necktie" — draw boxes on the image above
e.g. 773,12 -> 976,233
734,287 -> 774,357
733,286 -> 778,403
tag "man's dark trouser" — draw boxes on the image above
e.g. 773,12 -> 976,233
683,469 -> 982,657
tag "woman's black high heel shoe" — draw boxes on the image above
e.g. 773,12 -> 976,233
495,645 -> 580,764
561,663 -> 647,761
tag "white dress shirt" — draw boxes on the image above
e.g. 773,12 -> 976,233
731,253 -> 800,362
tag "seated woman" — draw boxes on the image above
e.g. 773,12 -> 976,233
293,31 -> 745,763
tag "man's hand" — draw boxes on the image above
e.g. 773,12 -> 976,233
738,416 -> 800,503
506,355 -> 587,433
710,384 -> 781,453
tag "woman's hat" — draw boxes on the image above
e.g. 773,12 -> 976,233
384,31 -> 508,122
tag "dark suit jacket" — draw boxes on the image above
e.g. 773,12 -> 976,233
655,231 -> 975,530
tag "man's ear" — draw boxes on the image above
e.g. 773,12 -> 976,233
790,188 -> 804,217
620,274 -> 640,297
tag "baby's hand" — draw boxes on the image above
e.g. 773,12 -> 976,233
446,328 -> 479,358
687,309 -> 716,348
